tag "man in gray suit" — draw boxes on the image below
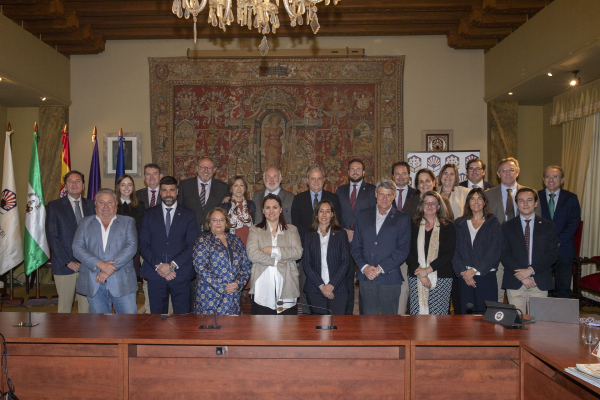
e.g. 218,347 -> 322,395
486,157 -> 541,302
72,188 -> 138,314
252,166 -> 294,224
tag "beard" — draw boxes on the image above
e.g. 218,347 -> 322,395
349,176 -> 362,183
163,196 -> 176,206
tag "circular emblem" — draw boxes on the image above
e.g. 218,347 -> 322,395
155,64 -> 169,81
26,193 -> 42,214
494,311 -> 504,321
383,60 -> 396,76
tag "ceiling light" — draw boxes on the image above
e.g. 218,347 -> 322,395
0,77 -> 3,81
508,92 -> 513,95
547,72 -> 552,77
570,70 -> 581,87
40,97 -> 47,101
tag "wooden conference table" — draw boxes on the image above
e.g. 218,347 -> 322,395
0,313 -> 597,399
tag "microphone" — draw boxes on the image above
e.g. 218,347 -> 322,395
199,291 -> 225,329
160,312 -> 194,321
7,303 -> 39,327
276,300 -> 337,330
484,301 -> 529,330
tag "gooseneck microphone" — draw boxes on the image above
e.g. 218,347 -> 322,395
199,292 -> 226,329
277,301 -> 337,330
10,303 -> 38,327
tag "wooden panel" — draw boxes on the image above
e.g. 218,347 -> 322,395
130,358 -> 404,399
136,345 -> 402,359
416,346 -> 519,360
524,364 -> 581,400
8,343 -> 118,357
8,356 -> 120,399
414,360 -> 519,399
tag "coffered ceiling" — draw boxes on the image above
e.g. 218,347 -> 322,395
0,0 -> 549,56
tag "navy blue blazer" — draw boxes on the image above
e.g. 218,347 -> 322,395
302,229 -> 350,293
45,195 -> 95,275
220,199 -> 257,224
452,215 -> 502,277
291,190 -> 342,241
351,206 -> 411,285
392,186 -> 415,210
139,204 -> 199,282
501,215 -> 558,291
336,181 -> 376,230
459,180 -> 495,190
538,188 -> 580,259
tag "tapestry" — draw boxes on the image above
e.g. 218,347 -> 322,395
149,56 -> 404,195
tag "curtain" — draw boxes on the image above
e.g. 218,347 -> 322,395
551,79 -> 600,126
561,115 -> 594,197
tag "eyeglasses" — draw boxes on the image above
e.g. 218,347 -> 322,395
423,202 -> 438,207
500,168 -> 517,174
198,166 -> 214,171
211,218 -> 226,223
468,167 -> 483,172
544,175 -> 560,179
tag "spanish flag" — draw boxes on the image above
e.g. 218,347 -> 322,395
60,124 -> 71,197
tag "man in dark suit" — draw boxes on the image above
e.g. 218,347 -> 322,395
486,157 -> 540,302
391,161 -> 415,210
501,187 -> 558,314
139,176 -> 198,314
46,171 -> 95,313
252,166 -> 294,224
351,179 -> 411,315
391,161 -> 415,315
136,163 -> 163,209
459,158 -> 495,190
538,166 -> 581,298
177,157 -> 228,235
292,166 -> 342,314
336,159 -> 376,314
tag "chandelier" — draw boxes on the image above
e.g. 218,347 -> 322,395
172,0 -> 341,55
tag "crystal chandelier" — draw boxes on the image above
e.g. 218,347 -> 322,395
172,0 -> 341,55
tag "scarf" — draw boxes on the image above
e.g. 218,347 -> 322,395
228,199 -> 252,231
417,218 -> 440,315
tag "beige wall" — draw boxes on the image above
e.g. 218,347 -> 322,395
542,102 -> 562,171
0,105 -> 6,140
68,36 -> 486,190
517,106 -> 544,189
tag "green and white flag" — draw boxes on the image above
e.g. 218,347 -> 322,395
0,128 -> 24,275
24,128 -> 50,275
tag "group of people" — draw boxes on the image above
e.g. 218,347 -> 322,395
44,154 -> 580,317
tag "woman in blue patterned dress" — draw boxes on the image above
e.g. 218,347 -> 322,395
193,207 -> 252,315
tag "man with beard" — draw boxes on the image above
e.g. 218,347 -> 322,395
252,166 -> 295,225
336,159 -> 376,314
139,176 -> 198,314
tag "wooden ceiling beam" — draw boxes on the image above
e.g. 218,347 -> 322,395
41,24 -> 93,45
448,29 -> 497,49
56,35 -> 105,55
458,17 -> 512,39
1,0 -> 63,20
482,0 -> 547,14
0,0 -> 40,5
469,4 -> 528,27
23,12 -> 79,33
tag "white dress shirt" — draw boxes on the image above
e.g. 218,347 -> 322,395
361,206 -> 392,274
467,180 -> 484,190
161,201 -> 177,224
147,186 -> 159,205
265,187 -> 281,197
520,214 -> 535,267
501,183 -> 518,221
546,188 -> 561,210
68,194 -> 84,217
466,219 -> 482,276
395,186 -> 408,209
349,180 -> 363,200
197,177 -> 212,205
95,215 -> 117,251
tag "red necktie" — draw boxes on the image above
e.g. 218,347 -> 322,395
150,190 -> 156,207
525,219 -> 531,266
350,184 -> 357,211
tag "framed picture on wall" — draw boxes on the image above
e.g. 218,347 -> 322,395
421,129 -> 453,151
103,132 -> 142,179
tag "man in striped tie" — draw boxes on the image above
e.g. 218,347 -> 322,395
136,163 -> 163,209
501,187 -> 558,314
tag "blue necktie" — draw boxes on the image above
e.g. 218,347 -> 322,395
166,208 -> 172,236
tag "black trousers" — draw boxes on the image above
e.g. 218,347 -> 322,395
251,298 -> 298,315
305,291 -> 349,315
553,256 -> 574,298
147,278 -> 191,315
458,271 -> 498,315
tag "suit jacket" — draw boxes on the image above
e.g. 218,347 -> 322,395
136,187 -> 162,209
452,215 -> 502,277
247,224 -> 303,300
459,180 -> 495,190
72,214 -> 138,297
392,186 -> 415,210
302,229 -> 350,293
486,184 -> 541,222
252,188 -> 294,225
336,181 -> 377,230
291,190 -> 342,241
501,215 -> 558,291
45,196 -> 95,275
139,204 -> 198,282
538,188 -> 581,259
117,202 -> 144,233
177,177 -> 229,234
406,221 -> 456,279
351,206 -> 411,285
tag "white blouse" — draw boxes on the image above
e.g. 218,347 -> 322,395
253,223 -> 297,313
320,230 -> 331,285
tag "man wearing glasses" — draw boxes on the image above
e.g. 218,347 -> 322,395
486,157 -> 540,302
459,159 -> 495,190
178,157 -> 229,235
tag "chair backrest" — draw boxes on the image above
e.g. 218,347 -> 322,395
575,220 -> 584,258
